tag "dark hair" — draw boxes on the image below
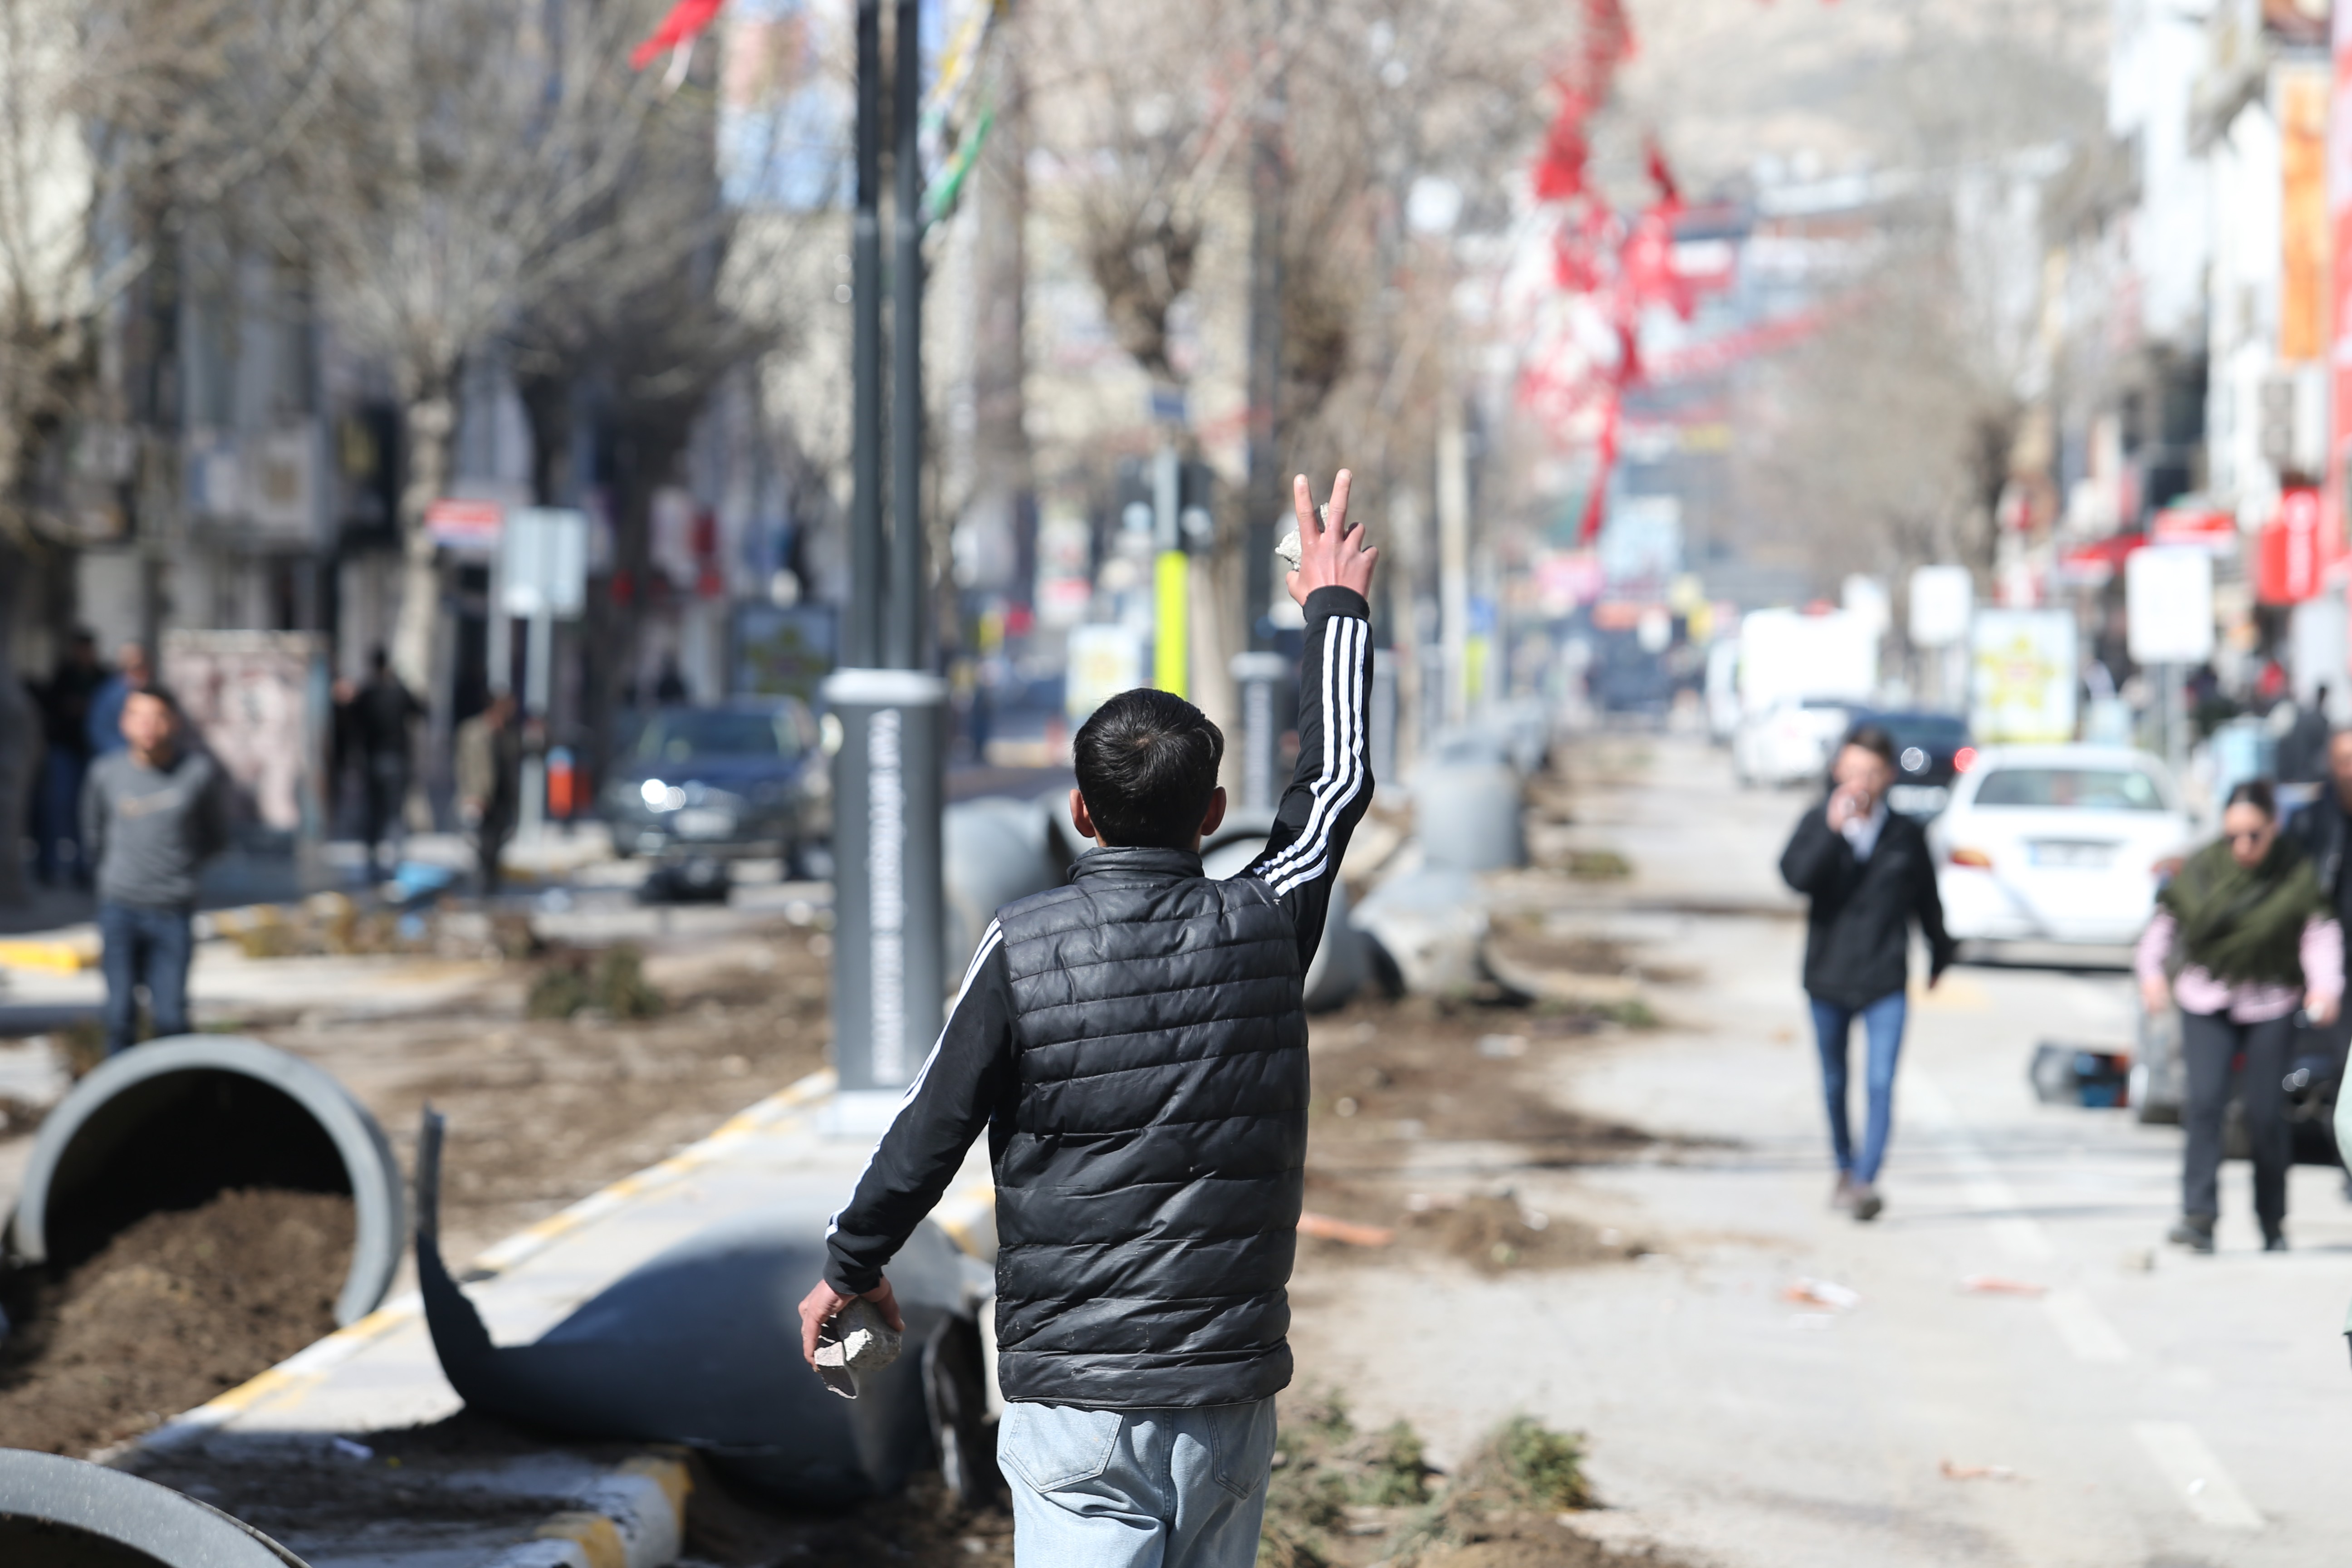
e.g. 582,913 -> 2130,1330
125,684 -> 180,717
1842,724 -> 1897,767
2226,779 -> 2276,818
1073,689 -> 1225,849
370,645 -> 390,672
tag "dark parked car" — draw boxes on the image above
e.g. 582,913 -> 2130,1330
1854,708 -> 1972,817
601,700 -> 828,881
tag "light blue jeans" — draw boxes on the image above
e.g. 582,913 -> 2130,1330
999,1398 -> 1278,1568
1808,990 -> 1908,1185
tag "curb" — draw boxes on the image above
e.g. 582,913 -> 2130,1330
0,936 -> 97,974
486,1453 -> 693,1568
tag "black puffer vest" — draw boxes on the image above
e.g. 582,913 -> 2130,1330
990,845 -> 1308,1408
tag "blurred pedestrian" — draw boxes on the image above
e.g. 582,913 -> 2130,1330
1779,725 -> 1955,1223
2277,686 -> 2332,786
83,687 -> 230,1054
85,641 -> 151,757
455,691 -> 520,894
654,655 -> 690,706
348,647 -> 423,877
34,630 -> 103,885
2140,779 -> 2342,1254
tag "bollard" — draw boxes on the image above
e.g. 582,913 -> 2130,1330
1413,762 -> 1525,873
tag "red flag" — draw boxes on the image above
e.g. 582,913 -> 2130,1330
630,0 -> 725,69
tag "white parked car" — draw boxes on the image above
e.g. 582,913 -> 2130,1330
1734,698 -> 1858,789
1927,745 -> 2193,949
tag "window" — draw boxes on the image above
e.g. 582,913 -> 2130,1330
634,710 -> 796,763
1972,768 -> 2166,811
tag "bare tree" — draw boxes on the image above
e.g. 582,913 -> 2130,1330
256,0 -> 718,696
0,0 -> 296,905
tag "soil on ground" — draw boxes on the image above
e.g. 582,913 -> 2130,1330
246,920 -> 835,1265
0,1188 -> 351,1455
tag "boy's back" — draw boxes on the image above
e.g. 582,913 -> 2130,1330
808,472 -> 1376,1568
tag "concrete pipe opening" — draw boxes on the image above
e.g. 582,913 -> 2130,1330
0,1449 -> 308,1568
7,1036 -> 404,1327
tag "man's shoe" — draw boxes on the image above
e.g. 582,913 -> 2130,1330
2263,1228 -> 2288,1253
2167,1215 -> 2216,1254
1852,1185 -> 1884,1222
1831,1174 -> 1859,1211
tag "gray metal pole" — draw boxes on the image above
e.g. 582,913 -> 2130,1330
887,0 -> 926,673
824,668 -> 947,1123
1242,22 -> 1285,654
519,609 -> 551,839
848,0 -> 885,671
1231,652 -> 1287,813
830,0 -> 944,1132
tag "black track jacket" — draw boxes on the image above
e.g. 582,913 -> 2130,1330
825,586 -> 1374,1408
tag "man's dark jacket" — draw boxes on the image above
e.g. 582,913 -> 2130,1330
1779,803 -> 1954,1007
825,588 -> 1373,1409
2288,789 -> 2352,927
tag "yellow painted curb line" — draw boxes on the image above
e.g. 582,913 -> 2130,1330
0,938 -> 96,974
511,1451 -> 692,1568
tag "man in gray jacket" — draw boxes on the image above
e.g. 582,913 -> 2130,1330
83,686 -> 230,1054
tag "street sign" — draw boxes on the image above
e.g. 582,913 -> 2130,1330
500,507 -> 589,619
1908,565 -> 1973,648
425,498 -> 502,552
1970,609 -> 2078,744
2127,546 -> 2217,665
1067,624 -> 1146,724
2149,507 -> 2238,554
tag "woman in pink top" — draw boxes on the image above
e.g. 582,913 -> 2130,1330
2138,780 -> 2343,1253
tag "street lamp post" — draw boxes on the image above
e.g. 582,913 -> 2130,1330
828,0 -> 945,1131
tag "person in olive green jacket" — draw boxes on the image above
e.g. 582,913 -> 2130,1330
2138,780 -> 2342,1254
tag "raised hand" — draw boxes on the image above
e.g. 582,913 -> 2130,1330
1288,469 -> 1377,605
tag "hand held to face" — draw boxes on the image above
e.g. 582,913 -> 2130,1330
1286,469 -> 1378,606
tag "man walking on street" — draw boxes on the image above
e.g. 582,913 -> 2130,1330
799,471 -> 1377,1568
83,687 -> 230,1054
350,647 -> 424,877
2286,725 -> 2352,1187
1779,725 -> 1954,1222
456,692 -> 521,894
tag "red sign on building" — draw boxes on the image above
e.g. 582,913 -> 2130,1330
2257,487 -> 2327,604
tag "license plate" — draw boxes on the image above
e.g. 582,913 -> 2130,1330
1887,784 -> 1949,816
672,808 -> 737,839
2029,840 -> 2112,869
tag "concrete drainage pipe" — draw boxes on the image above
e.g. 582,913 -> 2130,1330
6,1036 -> 405,1328
0,1448 -> 309,1567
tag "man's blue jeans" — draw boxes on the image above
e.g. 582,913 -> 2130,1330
99,902 -> 194,1055
999,1398 -> 1277,1568
1808,991 -> 1908,1185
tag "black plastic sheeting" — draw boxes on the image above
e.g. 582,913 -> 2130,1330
0,1448 -> 308,1568
7,1036 -> 406,1327
414,1109 -> 995,1505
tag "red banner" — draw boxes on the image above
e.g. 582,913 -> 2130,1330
2258,487 -> 2327,603
2331,10 -> 2352,567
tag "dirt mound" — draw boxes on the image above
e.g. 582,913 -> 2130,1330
0,1188 -> 351,1455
